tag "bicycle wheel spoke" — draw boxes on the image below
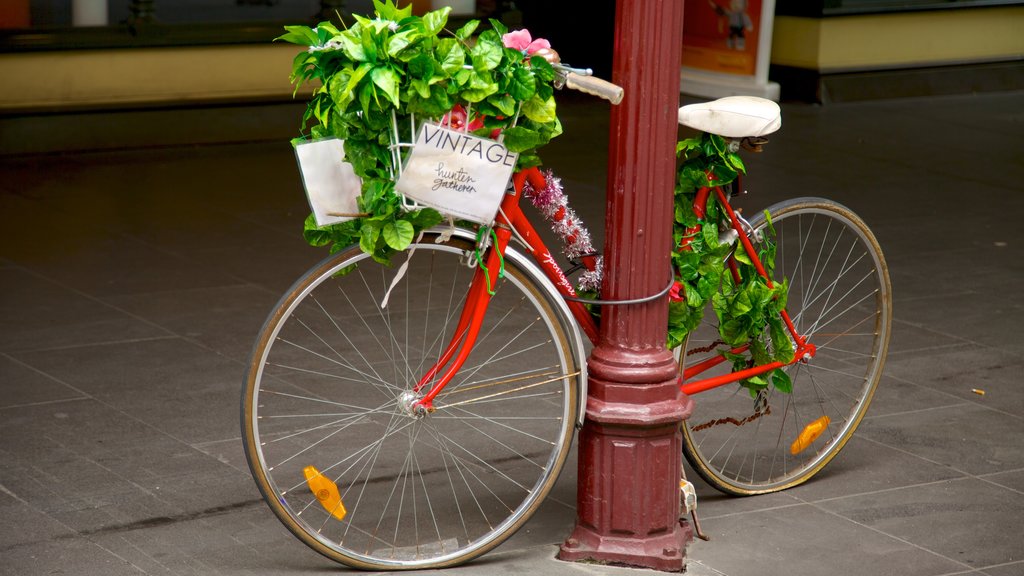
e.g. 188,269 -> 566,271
682,200 -> 890,495
243,237 -> 578,568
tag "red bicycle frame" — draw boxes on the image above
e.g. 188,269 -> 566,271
413,167 -> 815,412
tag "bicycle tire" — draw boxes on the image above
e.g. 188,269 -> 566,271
681,198 -> 892,495
242,233 -> 581,569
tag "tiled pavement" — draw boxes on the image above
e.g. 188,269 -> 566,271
1,90 -> 1022,575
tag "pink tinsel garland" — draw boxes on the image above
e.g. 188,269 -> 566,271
522,170 -> 603,292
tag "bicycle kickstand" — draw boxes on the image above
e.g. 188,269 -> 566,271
680,467 -> 710,541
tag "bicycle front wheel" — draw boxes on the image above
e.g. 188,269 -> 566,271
682,198 -> 892,495
242,233 -> 580,569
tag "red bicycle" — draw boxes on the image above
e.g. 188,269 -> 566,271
242,83 -> 892,568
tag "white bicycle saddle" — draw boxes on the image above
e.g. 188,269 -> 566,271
678,96 -> 781,138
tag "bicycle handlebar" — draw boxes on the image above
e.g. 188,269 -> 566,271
564,72 -> 624,105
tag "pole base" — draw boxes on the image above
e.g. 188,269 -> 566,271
558,518 -> 693,572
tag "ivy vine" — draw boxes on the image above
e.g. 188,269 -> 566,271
278,0 -> 563,264
670,133 -> 794,396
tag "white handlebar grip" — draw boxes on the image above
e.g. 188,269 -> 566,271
565,72 -> 624,105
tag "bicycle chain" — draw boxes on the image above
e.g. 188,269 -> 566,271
689,404 -> 772,432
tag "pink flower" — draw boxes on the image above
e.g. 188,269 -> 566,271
441,104 -> 484,132
502,29 -> 551,55
669,281 -> 685,303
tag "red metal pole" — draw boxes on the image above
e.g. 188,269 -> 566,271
557,0 -> 693,571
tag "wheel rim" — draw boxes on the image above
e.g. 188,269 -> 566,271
243,239 -> 578,568
682,200 -> 891,494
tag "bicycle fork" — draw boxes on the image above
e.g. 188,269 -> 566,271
410,225 -> 514,414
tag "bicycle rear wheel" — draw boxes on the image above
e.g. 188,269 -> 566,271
681,198 -> 891,495
242,233 -> 580,569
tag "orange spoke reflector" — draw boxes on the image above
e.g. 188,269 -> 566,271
303,465 -> 347,521
790,416 -> 831,455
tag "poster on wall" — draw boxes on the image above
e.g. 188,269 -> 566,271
682,0 -> 762,76
680,0 -> 780,100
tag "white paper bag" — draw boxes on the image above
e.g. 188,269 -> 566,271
395,124 -> 518,225
294,138 -> 363,227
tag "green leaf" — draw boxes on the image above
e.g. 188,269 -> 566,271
383,219 -> 415,250
720,319 -> 747,345
684,280 -> 704,308
501,126 -> 542,152
435,38 -> 466,75
371,67 -> 401,107
316,21 -> 340,41
358,80 -> 375,116
676,136 -> 702,156
360,26 -> 378,62
769,317 -> 795,363
276,25 -> 319,46
529,55 -> 556,82
701,221 -> 719,249
771,369 -> 793,393
460,71 -> 498,102
386,30 -> 418,57
422,6 -> 450,36
359,221 -> 382,253
725,152 -> 746,173
471,39 -> 503,71
488,18 -> 508,36
454,19 -> 480,40
302,214 -> 332,246
508,66 -> 537,101
734,244 -> 753,266
407,83 -> 452,117
339,31 -> 367,61
409,77 -> 432,99
522,95 -> 556,123
407,52 -> 435,80
487,93 -> 517,117
409,208 -> 443,229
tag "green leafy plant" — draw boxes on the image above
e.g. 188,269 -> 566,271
278,0 -> 563,264
670,133 -> 793,397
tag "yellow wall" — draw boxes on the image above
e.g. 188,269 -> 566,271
1,5 -> 1022,112
772,6 -> 1024,72
0,43 -> 312,112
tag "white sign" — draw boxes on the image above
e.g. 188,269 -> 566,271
395,123 -> 518,225
295,138 -> 363,227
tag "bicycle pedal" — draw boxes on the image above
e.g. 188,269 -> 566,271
679,479 -> 697,514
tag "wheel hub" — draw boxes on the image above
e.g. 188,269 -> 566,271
398,390 -> 427,418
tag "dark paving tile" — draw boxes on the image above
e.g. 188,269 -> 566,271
0,353 -> 87,408
0,400 -> 251,533
190,241 -> 326,294
889,291 -> 1016,345
0,491 -> 75,549
0,267 -> 172,353
982,562 -> 1024,576
191,437 -> 251,475
867,374 -> 966,418
688,502 -> 964,576
886,318 -> 972,355
4,226 -> 249,299
685,470 -> 804,520
86,504 -> 343,575
103,284 -> 282,363
13,338 -> 247,445
884,234 -> 1024,283
0,537 -> 149,576
787,436 -> 966,502
981,469 -> 1024,494
883,347 -> 1024,416
859,403 -> 1024,475
818,477 -> 1024,569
